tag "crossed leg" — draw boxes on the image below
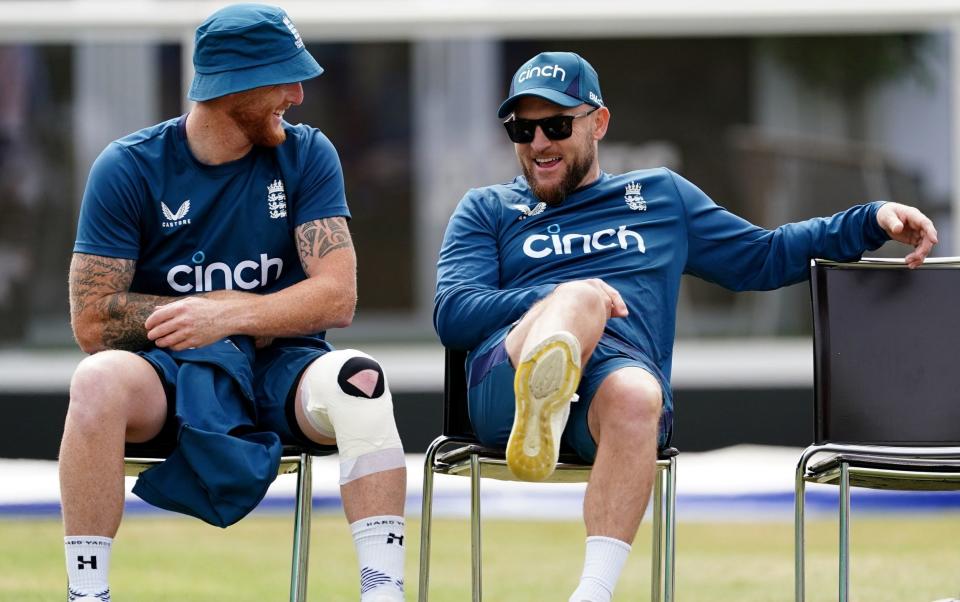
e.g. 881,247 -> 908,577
503,279 -> 662,601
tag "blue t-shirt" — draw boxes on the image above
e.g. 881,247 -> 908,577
74,115 -> 350,298
434,168 -> 889,384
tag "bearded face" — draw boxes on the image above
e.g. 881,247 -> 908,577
224,84 -> 298,148
511,98 -> 603,206
520,132 -> 596,206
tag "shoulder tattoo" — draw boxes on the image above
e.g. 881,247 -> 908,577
296,217 -> 352,268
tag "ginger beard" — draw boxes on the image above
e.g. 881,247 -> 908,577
226,87 -> 287,148
519,127 -> 597,207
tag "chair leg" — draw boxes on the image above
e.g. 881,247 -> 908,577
418,438 -> 445,602
664,456 -> 677,602
794,462 -> 807,602
839,461 -> 851,602
470,453 -> 482,602
290,453 -> 313,602
651,462 -> 664,602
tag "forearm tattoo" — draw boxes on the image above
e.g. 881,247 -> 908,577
296,217 -> 352,271
69,254 -> 171,351
100,292 -> 165,351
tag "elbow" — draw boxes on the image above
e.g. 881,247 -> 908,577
433,306 -> 473,350
329,292 -> 357,329
77,340 -> 104,355
437,329 -> 476,351
331,312 -> 354,329
72,320 -> 104,355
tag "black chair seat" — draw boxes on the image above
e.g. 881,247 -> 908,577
806,451 -> 960,491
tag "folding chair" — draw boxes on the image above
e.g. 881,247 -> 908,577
795,258 -> 960,602
124,442 -> 319,602
419,348 -> 678,602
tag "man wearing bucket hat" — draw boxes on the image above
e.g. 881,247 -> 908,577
63,5 -> 406,601
434,51 -> 938,601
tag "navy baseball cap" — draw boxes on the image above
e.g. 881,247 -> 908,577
497,51 -> 604,118
188,4 -> 323,102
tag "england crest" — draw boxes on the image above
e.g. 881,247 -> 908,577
267,179 -> 287,219
624,181 -> 646,211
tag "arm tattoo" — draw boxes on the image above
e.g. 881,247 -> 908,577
296,217 -> 352,271
69,253 -> 172,351
101,292 -> 165,351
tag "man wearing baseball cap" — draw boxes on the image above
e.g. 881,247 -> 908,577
434,51 -> 938,601
63,5 -> 406,601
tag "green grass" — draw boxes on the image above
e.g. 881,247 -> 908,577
2,513 -> 960,601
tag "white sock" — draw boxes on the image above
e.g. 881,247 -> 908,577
568,536 -> 631,602
351,515 -> 405,601
65,536 -> 112,601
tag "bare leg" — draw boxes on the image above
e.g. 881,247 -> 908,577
60,351 -> 168,537
502,280 -> 626,482
567,367 -> 662,602
338,468 -> 406,523
505,280 -> 611,366
584,367 -> 662,542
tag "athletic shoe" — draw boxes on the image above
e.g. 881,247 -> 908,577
506,331 -> 582,481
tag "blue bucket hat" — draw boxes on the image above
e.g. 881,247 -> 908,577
497,51 -> 604,118
188,4 -> 323,102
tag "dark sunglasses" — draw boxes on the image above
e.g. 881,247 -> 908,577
502,106 -> 599,144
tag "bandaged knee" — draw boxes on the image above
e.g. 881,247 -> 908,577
300,350 -> 405,485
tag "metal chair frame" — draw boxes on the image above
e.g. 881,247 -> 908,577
794,258 -> 960,602
417,349 -> 678,602
124,445 -> 315,602
795,444 -> 960,602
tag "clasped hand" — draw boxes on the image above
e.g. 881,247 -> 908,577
876,202 -> 938,268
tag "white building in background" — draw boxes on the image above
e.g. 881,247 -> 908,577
0,0 -> 953,366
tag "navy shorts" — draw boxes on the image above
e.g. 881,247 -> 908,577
140,336 -> 338,454
466,324 -> 673,463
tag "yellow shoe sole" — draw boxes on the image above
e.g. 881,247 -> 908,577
506,332 -> 581,481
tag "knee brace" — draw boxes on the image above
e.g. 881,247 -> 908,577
299,350 -> 405,485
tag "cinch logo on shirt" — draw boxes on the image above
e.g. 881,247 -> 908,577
166,253 -> 283,293
522,224 -> 645,259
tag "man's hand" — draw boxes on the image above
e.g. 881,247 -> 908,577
876,202 -> 938,268
579,278 -> 629,319
144,296 -> 235,351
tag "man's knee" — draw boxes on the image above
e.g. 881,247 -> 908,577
299,349 -> 405,485
69,351 -> 158,421
590,368 -> 662,441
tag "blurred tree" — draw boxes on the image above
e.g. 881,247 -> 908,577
761,35 -> 933,139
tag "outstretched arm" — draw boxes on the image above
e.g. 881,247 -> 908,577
143,216 -> 356,351
875,202 -> 939,268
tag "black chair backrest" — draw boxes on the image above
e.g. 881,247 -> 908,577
444,348 -> 479,440
811,259 -> 960,445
